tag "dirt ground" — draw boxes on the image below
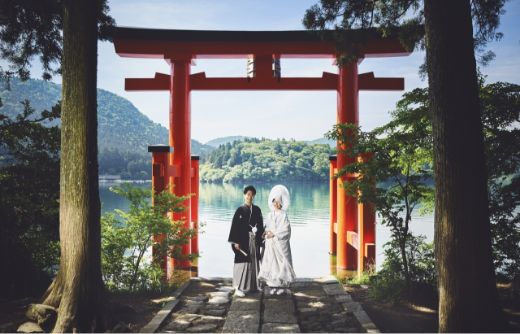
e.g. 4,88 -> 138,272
345,284 -> 438,332
0,297 -> 37,332
2,282 -> 519,332
346,283 -> 520,333
0,292 -> 166,332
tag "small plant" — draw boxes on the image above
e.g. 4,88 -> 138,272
101,184 -> 197,292
345,264 -> 376,285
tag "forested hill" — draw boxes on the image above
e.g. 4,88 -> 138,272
205,136 -> 248,147
0,78 -> 213,179
200,138 -> 334,183
0,78 -> 212,154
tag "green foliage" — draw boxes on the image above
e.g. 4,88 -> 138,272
303,1 -> 424,64
98,147 -> 152,180
0,99 -> 61,297
331,81 -> 519,283
346,266 -> 375,286
328,87 -> 434,286
206,136 -> 247,148
370,235 -> 436,303
380,235 -> 436,286
480,82 -> 520,279
101,184 -> 196,292
303,0 -> 505,66
201,138 -> 333,183
0,0 -> 114,80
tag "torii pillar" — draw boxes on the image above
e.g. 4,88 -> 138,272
332,63 -> 401,278
166,57 -> 192,273
336,61 -> 360,277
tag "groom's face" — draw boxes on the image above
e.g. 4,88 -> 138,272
244,191 -> 255,206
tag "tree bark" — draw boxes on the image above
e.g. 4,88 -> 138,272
399,233 -> 411,288
41,0 -> 105,332
424,0 -> 506,331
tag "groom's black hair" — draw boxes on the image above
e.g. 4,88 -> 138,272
243,185 -> 256,195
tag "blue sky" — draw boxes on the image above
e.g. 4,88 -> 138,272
29,1 -> 520,143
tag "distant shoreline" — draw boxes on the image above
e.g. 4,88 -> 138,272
99,177 -> 151,183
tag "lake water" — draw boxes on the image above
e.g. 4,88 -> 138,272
100,181 -> 434,278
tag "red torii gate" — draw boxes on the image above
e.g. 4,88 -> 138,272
112,27 -> 410,279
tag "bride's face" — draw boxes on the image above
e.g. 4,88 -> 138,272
273,200 -> 282,210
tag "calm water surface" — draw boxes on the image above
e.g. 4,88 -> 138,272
100,181 -> 434,277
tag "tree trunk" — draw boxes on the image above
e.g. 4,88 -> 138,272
399,233 -> 411,288
41,0 -> 105,332
424,0 -> 506,331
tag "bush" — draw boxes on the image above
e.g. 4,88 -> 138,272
345,265 -> 375,285
101,184 -> 196,292
369,234 -> 436,303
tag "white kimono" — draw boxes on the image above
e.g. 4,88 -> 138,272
258,210 -> 296,287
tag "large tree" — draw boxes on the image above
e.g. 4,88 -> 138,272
304,0 -> 509,331
40,0 -> 104,331
424,2 -> 505,330
0,0 -> 113,331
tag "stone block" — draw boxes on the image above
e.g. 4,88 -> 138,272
185,295 -> 208,302
208,291 -> 229,298
173,313 -> 200,325
263,299 -> 297,324
262,322 -> 300,333
202,307 -> 226,317
293,289 -> 325,299
229,297 -> 261,311
314,275 -> 338,284
222,311 -> 260,333
16,322 -> 43,333
354,310 -> 379,332
334,294 -> 353,302
298,307 -> 318,314
192,315 -> 224,326
163,321 -> 190,332
322,283 -> 345,295
207,296 -> 229,304
342,302 -> 362,312
218,286 -> 234,293
178,305 -> 201,314
185,322 -> 219,332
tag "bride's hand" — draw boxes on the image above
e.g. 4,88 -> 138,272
266,231 -> 274,239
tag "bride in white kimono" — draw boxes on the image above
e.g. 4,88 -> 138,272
258,185 -> 296,295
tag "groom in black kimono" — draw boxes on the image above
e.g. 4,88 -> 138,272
228,185 -> 264,297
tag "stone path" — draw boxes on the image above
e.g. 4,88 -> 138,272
159,278 -> 233,333
149,276 -> 378,333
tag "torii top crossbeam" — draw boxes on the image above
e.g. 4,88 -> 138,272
113,27 -> 409,58
112,27 -> 410,91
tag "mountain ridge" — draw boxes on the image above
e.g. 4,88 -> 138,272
204,135 -> 336,148
0,78 -> 213,156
